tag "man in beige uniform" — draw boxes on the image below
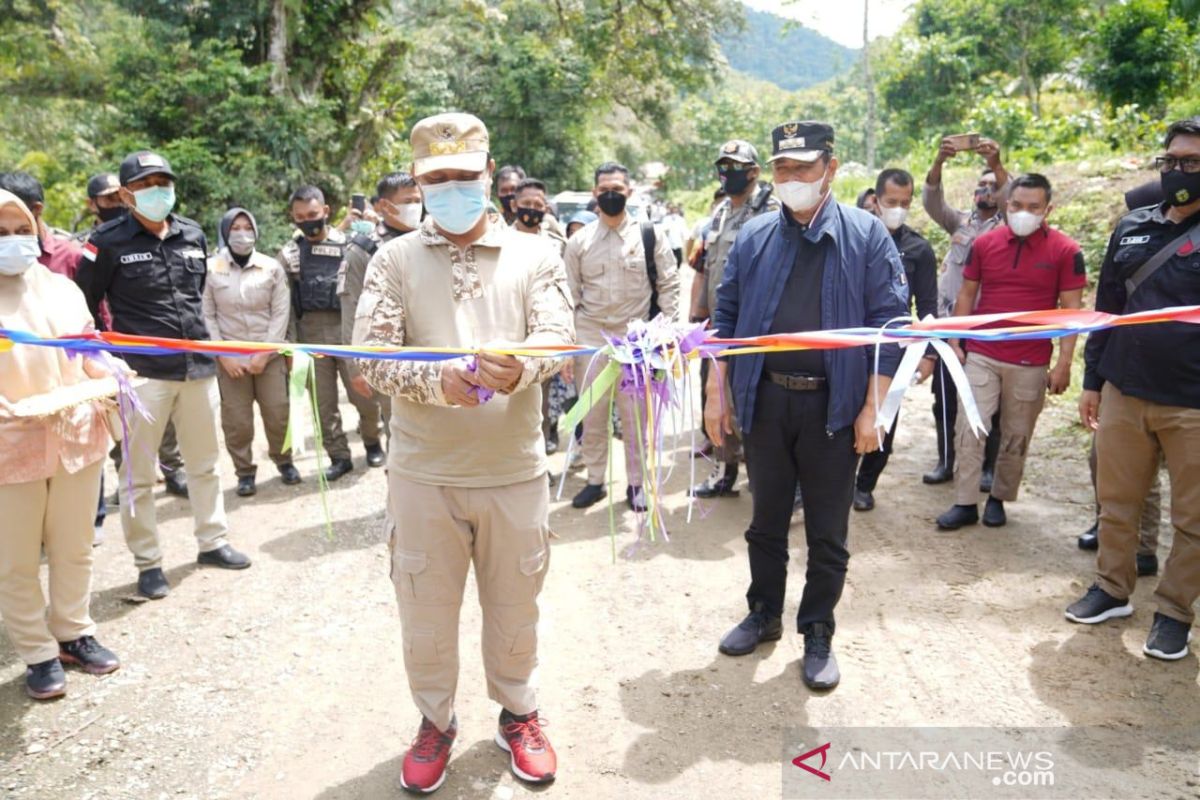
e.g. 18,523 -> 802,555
355,113 -> 573,793
564,161 -> 678,512
202,206 -> 297,497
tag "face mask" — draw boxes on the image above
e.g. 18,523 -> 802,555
1161,168 -> 1200,207
1008,210 -> 1043,237
421,179 -> 489,235
388,202 -> 422,231
596,190 -> 627,217
499,194 -> 516,214
0,235 -> 40,276
350,219 -> 374,236
228,230 -> 256,256
880,206 -> 908,230
515,207 -> 546,229
718,168 -> 753,196
974,187 -> 997,210
132,185 -> 175,223
97,205 -> 124,223
776,173 -> 826,214
297,217 -> 327,238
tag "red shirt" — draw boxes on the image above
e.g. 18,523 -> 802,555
38,232 -> 83,280
962,223 -> 1086,366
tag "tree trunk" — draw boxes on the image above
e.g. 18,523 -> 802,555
268,0 -> 288,96
863,0 -> 876,170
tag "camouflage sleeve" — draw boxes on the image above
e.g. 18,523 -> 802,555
511,247 -> 577,392
353,251 -> 449,406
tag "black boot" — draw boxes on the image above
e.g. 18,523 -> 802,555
936,504 -> 979,530
922,422 -> 954,484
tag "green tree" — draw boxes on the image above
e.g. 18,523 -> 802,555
1087,0 -> 1191,112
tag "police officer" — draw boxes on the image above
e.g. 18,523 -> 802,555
706,122 -> 909,690
689,140 -> 779,499
852,168 -> 938,512
76,150 -> 251,600
280,185 -> 384,481
74,173 -> 125,243
339,172 -> 424,445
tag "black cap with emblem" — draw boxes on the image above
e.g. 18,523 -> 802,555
714,139 -> 760,166
768,121 -> 835,164
86,172 -> 121,198
119,151 -> 177,185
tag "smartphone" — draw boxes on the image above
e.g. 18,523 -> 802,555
945,132 -> 981,152
351,193 -> 366,212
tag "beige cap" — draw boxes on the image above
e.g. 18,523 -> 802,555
410,112 -> 490,177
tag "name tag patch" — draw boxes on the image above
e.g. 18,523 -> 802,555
1119,235 -> 1151,246
119,252 -> 153,264
180,248 -> 206,259
311,245 -> 342,258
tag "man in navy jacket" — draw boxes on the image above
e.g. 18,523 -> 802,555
704,121 -> 909,690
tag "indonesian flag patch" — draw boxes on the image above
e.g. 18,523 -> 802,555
82,242 -> 98,261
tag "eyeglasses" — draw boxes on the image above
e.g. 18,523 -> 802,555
1154,156 -> 1200,174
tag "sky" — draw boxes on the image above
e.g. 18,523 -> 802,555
740,0 -> 912,49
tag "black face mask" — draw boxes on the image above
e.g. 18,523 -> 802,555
499,194 -> 516,214
718,168 -> 753,196
1161,168 -> 1200,207
515,207 -> 545,229
297,217 -> 327,238
596,190 -> 627,217
96,205 -> 124,223
974,188 -> 996,210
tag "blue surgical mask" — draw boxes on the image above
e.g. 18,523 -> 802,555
0,235 -> 40,276
350,219 -> 374,236
420,179 -> 489,235
132,185 -> 176,222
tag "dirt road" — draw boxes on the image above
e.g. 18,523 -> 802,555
1,366 -> 1197,799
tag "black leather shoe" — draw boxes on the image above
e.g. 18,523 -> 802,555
1137,553 -> 1159,577
936,504 -> 979,530
365,443 -> 385,468
922,460 -> 954,485
163,471 -> 189,498
25,658 -> 66,700
236,476 -> 257,497
198,544 -> 252,570
626,485 -> 648,513
718,609 -> 783,656
59,635 -> 120,675
852,489 -> 874,512
572,483 -> 606,509
325,458 -> 354,482
802,623 -> 840,690
137,568 -> 170,600
278,463 -> 302,485
1077,520 -> 1099,550
979,467 -> 994,494
982,496 -> 1006,527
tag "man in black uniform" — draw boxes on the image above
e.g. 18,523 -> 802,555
280,185 -> 383,481
76,151 -> 251,600
1065,117 -> 1200,661
852,168 -> 938,512
340,171 -> 424,443
707,122 -> 909,690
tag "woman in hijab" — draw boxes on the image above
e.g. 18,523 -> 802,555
0,189 -> 121,699
202,208 -> 295,497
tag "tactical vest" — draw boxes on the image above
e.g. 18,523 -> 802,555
297,236 -> 346,312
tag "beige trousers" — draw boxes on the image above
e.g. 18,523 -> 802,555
573,352 -> 647,487
120,377 -> 228,570
1095,384 -> 1200,623
216,356 -> 291,477
954,353 -> 1048,506
1088,433 -> 1161,556
0,461 -> 102,664
388,474 -> 551,733
297,310 -> 382,460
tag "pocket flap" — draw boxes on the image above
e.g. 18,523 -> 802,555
519,546 -> 548,577
395,549 -> 428,575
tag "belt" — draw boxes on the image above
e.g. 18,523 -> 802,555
766,371 -> 827,391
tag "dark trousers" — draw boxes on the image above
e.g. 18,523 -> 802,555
743,382 -> 858,632
932,358 -> 1000,472
856,416 -> 899,492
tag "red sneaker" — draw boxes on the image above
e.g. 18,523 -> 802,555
401,716 -> 456,794
494,710 -> 556,784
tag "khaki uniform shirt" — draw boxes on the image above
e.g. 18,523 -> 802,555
922,179 -> 1008,317
703,188 -> 781,314
353,214 -> 575,488
202,249 -> 291,352
563,214 -> 679,346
